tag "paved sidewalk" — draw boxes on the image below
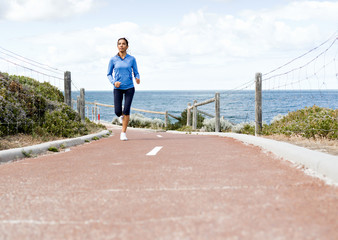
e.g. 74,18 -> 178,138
0,126 -> 337,239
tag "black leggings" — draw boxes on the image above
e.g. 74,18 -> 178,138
114,87 -> 135,116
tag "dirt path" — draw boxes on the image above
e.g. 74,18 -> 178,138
0,126 -> 337,239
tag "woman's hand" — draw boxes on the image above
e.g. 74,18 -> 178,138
135,78 -> 140,84
114,81 -> 121,88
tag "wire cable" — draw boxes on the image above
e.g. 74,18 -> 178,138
0,56 -> 63,81
263,30 -> 338,77
0,49 -> 63,76
0,46 -> 64,73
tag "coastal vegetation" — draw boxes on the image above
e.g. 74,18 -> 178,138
0,72 -> 105,150
234,105 -> 337,140
1,72 -> 336,151
262,106 -> 337,139
113,106 -> 337,140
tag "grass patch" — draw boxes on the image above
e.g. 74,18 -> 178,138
22,150 -> 33,158
48,146 -> 59,152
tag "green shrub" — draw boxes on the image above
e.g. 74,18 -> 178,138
10,75 -> 64,102
167,109 -> 204,130
180,109 -> 205,129
176,125 -> 193,132
263,105 -> 338,139
0,72 -> 105,138
232,122 -> 255,135
202,117 -> 233,132
43,104 -> 88,137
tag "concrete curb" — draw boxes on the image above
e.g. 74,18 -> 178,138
167,131 -> 338,185
0,130 -> 110,164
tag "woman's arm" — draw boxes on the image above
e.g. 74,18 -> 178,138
132,57 -> 140,84
107,58 -> 115,85
107,58 -> 121,87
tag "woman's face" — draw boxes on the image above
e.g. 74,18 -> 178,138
118,39 -> 128,52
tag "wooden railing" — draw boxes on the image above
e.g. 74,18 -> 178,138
84,101 -> 179,127
73,92 -> 221,132
186,92 -> 220,132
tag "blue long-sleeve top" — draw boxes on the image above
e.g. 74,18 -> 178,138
107,54 -> 140,90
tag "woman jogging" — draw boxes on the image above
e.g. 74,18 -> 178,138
107,38 -> 140,141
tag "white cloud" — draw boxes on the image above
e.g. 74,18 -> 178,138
0,0 -> 96,21
21,1 -> 338,90
272,1 -> 338,21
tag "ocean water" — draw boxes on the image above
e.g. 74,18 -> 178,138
72,90 -> 338,124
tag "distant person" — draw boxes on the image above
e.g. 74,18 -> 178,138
107,37 -> 140,141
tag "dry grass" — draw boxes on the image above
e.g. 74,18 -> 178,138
0,122 -> 107,151
263,135 -> 338,156
0,134 -> 65,151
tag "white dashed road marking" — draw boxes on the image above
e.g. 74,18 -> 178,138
146,146 -> 163,156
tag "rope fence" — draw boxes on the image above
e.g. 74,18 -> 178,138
218,32 -> 338,136
82,101 -> 179,128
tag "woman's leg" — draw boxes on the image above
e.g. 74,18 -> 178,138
121,87 -> 135,133
113,89 -> 123,117
122,115 -> 130,133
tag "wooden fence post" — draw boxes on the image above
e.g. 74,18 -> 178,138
97,107 -> 100,123
215,92 -> 220,132
192,100 -> 197,130
94,102 -> 98,122
165,111 -> 168,128
187,103 -> 191,126
80,88 -> 85,123
255,72 -> 262,136
77,96 -> 80,114
64,71 -> 71,107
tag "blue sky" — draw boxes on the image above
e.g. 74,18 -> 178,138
0,0 -> 337,90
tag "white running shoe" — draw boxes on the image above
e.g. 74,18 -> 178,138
119,115 -> 124,124
120,132 -> 128,141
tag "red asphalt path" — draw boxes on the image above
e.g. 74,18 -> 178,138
0,125 -> 337,239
